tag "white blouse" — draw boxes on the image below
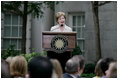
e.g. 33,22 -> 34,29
50,24 -> 72,32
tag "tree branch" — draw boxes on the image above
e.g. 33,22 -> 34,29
98,1 -> 112,6
2,10 -> 23,16
92,1 -> 114,8
13,2 -> 23,15
1,1 -> 23,15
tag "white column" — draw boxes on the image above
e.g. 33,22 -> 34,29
26,14 -> 31,54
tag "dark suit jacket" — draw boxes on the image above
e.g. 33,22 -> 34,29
63,73 -> 73,78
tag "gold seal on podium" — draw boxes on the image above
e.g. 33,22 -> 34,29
51,35 -> 68,53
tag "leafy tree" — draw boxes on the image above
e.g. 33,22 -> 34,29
1,1 -> 60,53
91,1 -> 115,60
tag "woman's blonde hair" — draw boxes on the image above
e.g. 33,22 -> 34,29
109,62 -> 117,78
6,56 -> 13,64
50,59 -> 63,78
10,56 -> 27,77
94,59 -> 104,77
55,12 -> 66,22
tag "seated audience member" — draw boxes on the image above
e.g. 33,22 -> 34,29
63,55 -> 84,78
28,56 -> 53,78
105,61 -> 117,78
93,59 -> 104,78
10,56 -> 27,78
100,57 -> 115,78
6,56 -> 13,64
1,59 -> 11,78
50,59 -> 63,78
73,55 -> 85,77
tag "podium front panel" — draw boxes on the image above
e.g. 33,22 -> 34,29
42,32 -> 77,51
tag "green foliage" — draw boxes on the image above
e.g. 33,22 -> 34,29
21,52 -> 40,62
1,1 -> 23,15
1,1 -> 61,18
72,46 -> 82,56
28,2 -> 44,18
21,50 -> 47,62
80,63 -> 96,78
42,50 -> 47,57
83,63 -> 96,74
1,45 -> 21,59
44,1 -> 61,11
1,44 -> 47,63
81,73 -> 96,78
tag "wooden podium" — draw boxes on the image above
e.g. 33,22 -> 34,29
42,31 -> 76,72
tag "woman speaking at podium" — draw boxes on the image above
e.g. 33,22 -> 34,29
50,12 -> 72,32
50,12 -> 73,73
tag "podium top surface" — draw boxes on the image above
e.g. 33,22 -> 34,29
42,31 -> 77,35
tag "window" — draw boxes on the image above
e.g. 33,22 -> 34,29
3,14 -> 22,50
69,13 -> 85,52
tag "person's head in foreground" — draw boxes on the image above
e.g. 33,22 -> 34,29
105,61 -> 117,78
28,56 -> 53,78
50,59 -> 63,78
64,55 -> 82,78
93,59 -> 104,78
10,56 -> 27,78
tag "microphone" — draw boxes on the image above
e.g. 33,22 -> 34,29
61,24 -> 63,27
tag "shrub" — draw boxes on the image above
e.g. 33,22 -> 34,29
81,73 -> 96,78
21,52 -> 41,62
72,46 -> 83,56
1,45 -> 47,63
80,63 -> 96,78
1,45 -> 20,59
21,50 -> 47,62
83,63 -> 96,74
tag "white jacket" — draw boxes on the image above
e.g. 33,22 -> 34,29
50,24 -> 72,32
